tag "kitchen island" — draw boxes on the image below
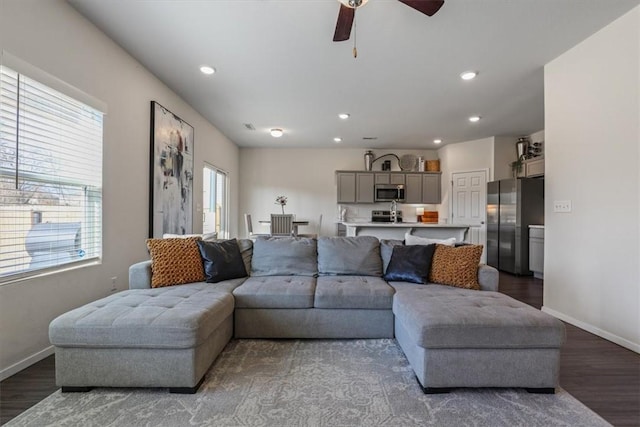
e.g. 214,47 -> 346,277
339,222 -> 472,241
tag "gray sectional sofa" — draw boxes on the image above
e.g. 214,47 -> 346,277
49,236 -> 565,394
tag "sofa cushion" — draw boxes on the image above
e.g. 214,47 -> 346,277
233,276 -> 316,308
379,239 -> 404,274
405,233 -> 456,247
251,237 -> 317,276
146,237 -> 205,287
393,285 -> 565,349
49,283 -> 233,349
317,236 -> 382,276
197,239 -> 247,283
429,244 -> 484,290
383,244 -> 436,284
314,276 -> 394,309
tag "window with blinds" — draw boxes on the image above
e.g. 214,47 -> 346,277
0,65 -> 104,280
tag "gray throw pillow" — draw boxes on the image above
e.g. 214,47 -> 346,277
251,237 -> 318,276
317,236 -> 382,276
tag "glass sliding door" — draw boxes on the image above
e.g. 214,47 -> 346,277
203,164 -> 228,239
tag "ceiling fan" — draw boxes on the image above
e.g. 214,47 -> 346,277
333,0 -> 444,42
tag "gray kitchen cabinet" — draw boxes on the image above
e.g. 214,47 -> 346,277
404,174 -> 423,204
525,158 -> 545,177
336,172 -> 356,203
375,173 -> 405,185
422,174 -> 441,204
356,173 -> 375,203
390,173 -> 405,185
529,226 -> 544,279
375,173 -> 389,184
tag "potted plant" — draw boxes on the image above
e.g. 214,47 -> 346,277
510,156 -> 524,178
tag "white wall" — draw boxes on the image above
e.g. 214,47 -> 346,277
0,0 -> 240,378
493,136 -> 518,181
238,148 -> 438,236
544,6 -> 639,352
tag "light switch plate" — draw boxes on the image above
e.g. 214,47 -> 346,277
553,200 -> 572,213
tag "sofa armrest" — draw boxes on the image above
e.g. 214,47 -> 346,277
478,264 -> 499,291
129,260 -> 152,289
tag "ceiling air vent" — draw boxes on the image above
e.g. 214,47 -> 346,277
362,137 -> 378,140
243,123 -> 255,130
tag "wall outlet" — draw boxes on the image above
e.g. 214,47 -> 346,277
553,200 -> 572,213
110,276 -> 118,292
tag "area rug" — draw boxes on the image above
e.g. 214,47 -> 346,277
6,339 -> 610,427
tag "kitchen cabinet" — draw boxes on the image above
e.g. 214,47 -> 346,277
422,174 -> 441,204
356,173 -> 375,203
375,173 -> 405,185
337,170 -> 439,204
405,173 -> 441,204
404,174 -> 423,203
525,158 -> 544,177
336,172 -> 356,203
529,226 -> 544,279
517,157 -> 545,178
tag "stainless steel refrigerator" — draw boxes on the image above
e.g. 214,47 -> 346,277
486,178 -> 544,275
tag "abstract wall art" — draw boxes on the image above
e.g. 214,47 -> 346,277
149,101 -> 194,238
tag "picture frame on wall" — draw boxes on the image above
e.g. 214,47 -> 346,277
149,101 -> 194,238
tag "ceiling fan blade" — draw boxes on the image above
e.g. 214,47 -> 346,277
333,4 -> 355,42
397,0 -> 444,16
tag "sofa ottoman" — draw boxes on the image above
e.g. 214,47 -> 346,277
393,285 -> 565,393
49,283 -> 234,393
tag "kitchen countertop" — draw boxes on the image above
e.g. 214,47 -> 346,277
529,225 -> 545,229
339,222 -> 472,228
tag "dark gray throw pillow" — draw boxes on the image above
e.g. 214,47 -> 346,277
383,244 -> 436,284
197,239 -> 247,283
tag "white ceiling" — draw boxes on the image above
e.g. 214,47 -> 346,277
68,0 -> 639,149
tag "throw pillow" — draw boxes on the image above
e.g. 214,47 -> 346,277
163,232 -> 218,241
146,237 -> 205,288
379,239 -> 404,274
383,244 -> 436,284
196,239 -> 248,283
429,244 -> 484,290
405,233 -> 456,247
317,236 -> 382,276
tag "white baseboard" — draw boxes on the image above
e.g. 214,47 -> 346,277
542,306 -> 640,354
0,346 -> 55,381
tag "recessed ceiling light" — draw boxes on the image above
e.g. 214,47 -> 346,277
334,137 -> 342,143
460,71 -> 477,80
270,128 -> 284,138
200,65 -> 216,75
338,113 -> 350,120
468,116 -> 481,123
433,139 -> 442,144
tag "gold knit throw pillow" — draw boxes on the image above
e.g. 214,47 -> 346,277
146,237 -> 205,288
429,244 -> 483,290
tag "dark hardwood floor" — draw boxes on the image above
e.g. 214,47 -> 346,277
1,272 -> 639,426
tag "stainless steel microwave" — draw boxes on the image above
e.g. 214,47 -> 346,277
375,184 -> 405,202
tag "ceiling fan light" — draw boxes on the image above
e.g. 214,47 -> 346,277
338,113 -> 350,120
469,116 -> 481,123
334,137 -> 343,143
433,139 -> 442,144
270,128 -> 284,138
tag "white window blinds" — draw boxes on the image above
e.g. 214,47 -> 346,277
0,65 -> 104,279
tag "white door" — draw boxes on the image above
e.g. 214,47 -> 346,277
451,170 -> 488,262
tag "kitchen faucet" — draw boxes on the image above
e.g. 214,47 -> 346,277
390,200 -> 398,223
